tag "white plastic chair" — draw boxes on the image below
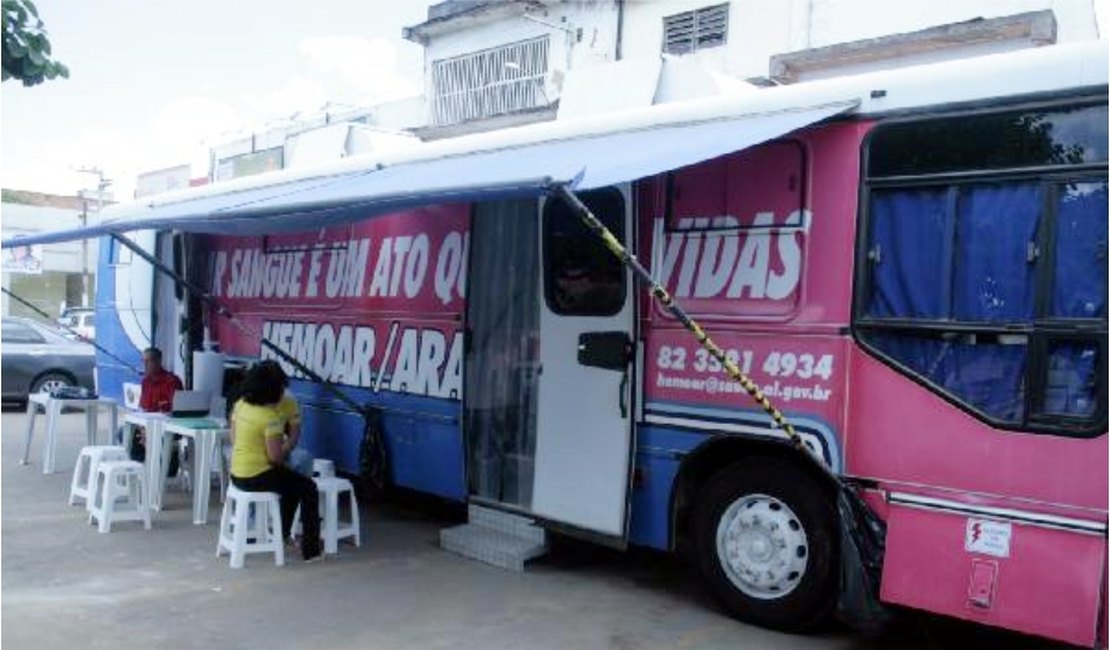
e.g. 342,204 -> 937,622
217,486 -> 285,569
292,476 -> 361,555
69,445 -> 127,509
88,460 -> 151,533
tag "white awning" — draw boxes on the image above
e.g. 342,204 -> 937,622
3,97 -> 857,247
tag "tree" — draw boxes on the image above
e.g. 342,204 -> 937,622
2,0 -> 68,87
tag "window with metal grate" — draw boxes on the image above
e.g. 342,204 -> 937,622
663,4 -> 729,55
430,36 -> 550,127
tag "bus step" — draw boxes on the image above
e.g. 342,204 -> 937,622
440,504 -> 548,572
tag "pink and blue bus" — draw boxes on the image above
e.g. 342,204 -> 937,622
28,40 -> 1106,646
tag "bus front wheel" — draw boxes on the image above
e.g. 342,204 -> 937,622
692,457 -> 838,632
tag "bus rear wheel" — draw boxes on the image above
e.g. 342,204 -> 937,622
692,457 -> 838,632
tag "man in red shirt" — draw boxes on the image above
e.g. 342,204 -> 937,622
127,347 -> 184,473
139,347 -> 183,412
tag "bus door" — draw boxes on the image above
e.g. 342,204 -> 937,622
531,187 -> 635,539
464,189 -> 635,540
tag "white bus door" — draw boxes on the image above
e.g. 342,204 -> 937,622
531,187 -> 635,539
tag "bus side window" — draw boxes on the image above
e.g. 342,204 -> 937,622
857,103 -> 1108,436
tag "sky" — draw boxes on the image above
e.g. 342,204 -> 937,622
2,0 -> 1106,203
1,0 -> 434,200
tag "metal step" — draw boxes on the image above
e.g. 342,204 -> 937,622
440,504 -> 548,572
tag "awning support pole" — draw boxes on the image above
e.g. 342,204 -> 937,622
111,233 -> 367,416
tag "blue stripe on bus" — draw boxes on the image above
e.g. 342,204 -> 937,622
644,400 -> 842,473
630,425 -> 710,549
290,380 -> 466,501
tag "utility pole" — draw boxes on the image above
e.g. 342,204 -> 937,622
79,198 -> 88,307
76,166 -> 112,308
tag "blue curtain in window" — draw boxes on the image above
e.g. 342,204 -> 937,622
868,333 -> 953,385
1053,182 -> 1108,319
869,332 -> 1026,423
947,341 -> 1027,423
1043,342 -> 1098,417
953,184 -> 1041,322
868,189 -> 951,319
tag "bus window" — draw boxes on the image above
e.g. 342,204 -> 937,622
865,188 -> 952,319
1041,340 -> 1100,418
858,101 -> 1107,436
543,189 -> 626,317
653,140 -> 807,319
868,104 -> 1108,177
866,182 -> 1042,324
1051,181 -> 1107,319
866,331 -> 1028,423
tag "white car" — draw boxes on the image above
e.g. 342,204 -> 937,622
57,309 -> 95,341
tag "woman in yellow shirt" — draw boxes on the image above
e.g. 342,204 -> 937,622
230,362 -> 322,562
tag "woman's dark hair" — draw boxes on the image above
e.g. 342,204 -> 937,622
256,360 -> 290,388
238,361 -> 286,406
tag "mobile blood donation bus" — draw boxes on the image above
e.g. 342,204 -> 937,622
9,40 -> 1106,647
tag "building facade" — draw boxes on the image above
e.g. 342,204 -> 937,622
402,0 -> 1100,136
1,191 -> 106,318
191,1 -> 1101,186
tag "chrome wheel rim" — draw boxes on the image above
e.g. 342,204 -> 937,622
715,493 -> 809,600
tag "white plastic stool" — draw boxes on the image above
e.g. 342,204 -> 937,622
312,459 -> 335,478
217,486 -> 285,569
294,476 -> 360,555
88,460 -> 151,533
320,477 -> 360,554
69,445 -> 127,508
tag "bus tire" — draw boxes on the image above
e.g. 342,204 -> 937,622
692,457 -> 837,632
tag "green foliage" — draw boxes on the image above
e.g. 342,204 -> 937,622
0,188 -> 35,204
2,0 -> 68,87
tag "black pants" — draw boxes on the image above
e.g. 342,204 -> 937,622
232,467 -> 321,559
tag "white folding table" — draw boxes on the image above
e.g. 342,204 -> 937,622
20,393 -> 119,474
153,417 -> 229,525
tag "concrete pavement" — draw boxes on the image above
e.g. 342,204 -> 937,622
1,409 -> 1066,650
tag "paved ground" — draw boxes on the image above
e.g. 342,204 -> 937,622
1,409 -> 1071,650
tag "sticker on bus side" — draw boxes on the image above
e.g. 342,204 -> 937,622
965,519 -> 1012,558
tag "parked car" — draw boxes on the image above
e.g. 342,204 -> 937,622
57,308 -> 95,341
2,316 -> 96,404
